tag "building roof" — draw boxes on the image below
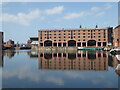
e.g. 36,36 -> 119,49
114,25 -> 120,29
38,28 -> 109,32
30,37 -> 38,39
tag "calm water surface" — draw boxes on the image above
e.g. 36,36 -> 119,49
1,50 -> 120,88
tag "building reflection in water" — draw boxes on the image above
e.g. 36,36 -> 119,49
113,54 -> 120,76
38,51 -> 108,71
3,50 -> 16,59
0,51 -> 3,67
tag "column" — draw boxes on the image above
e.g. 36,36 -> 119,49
86,42 -> 87,47
57,43 -> 58,47
96,42 -> 98,47
101,42 -> 103,47
61,43 -> 63,47
66,43 -> 68,47
76,42 -> 77,47
81,42 -> 83,47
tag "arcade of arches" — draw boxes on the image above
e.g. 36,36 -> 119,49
40,40 -> 107,47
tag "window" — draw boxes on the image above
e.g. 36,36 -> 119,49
98,39 -> 100,41
64,36 -> 66,38
83,39 -> 85,41
104,39 -> 106,41
74,33 -> 75,35
59,40 -> 61,41
83,36 -> 85,38
83,33 -> 85,35
68,30 -> 70,32
68,33 -> 70,35
88,30 -> 90,32
74,30 -> 75,32
68,37 -> 70,38
64,40 -> 66,41
98,36 -> 101,38
88,36 -> 90,38
74,36 -> 75,38
54,34 -> 56,35
64,33 -> 66,35
54,37 -> 56,38
94,36 -> 95,38
78,33 -> 80,35
54,40 -> 56,41
64,31 -> 66,32
59,34 -> 61,35
88,33 -> 90,35
78,39 -> 80,41
98,33 -> 100,34
78,36 -> 80,38
59,37 -> 61,38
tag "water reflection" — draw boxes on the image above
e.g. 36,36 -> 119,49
2,50 -> 120,88
2,50 -> 120,73
38,51 -> 108,71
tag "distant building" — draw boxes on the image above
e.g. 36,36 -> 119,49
38,27 -> 113,47
28,37 -> 38,46
0,32 -> 3,50
6,39 -> 14,45
113,25 -> 120,47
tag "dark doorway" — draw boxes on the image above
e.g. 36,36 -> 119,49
58,43 -> 61,47
98,42 -> 101,46
53,43 -> 57,46
68,40 -> 76,46
77,43 -> 81,47
103,42 -> 106,46
63,43 -> 66,47
44,40 -> 52,46
87,40 -> 96,46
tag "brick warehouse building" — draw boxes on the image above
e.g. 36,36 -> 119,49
113,25 -> 120,47
38,27 -> 113,47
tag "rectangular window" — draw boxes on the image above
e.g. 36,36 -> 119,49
83,33 -> 85,35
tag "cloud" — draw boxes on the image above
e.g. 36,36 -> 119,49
1,6 -> 64,26
3,65 -> 64,86
63,11 -> 87,20
45,6 -> 64,15
1,9 -> 43,26
91,7 -> 100,12
96,12 -> 105,16
104,3 -> 113,9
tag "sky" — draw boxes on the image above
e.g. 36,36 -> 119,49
1,2 -> 118,44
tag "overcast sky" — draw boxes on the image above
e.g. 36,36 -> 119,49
1,2 -> 118,43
